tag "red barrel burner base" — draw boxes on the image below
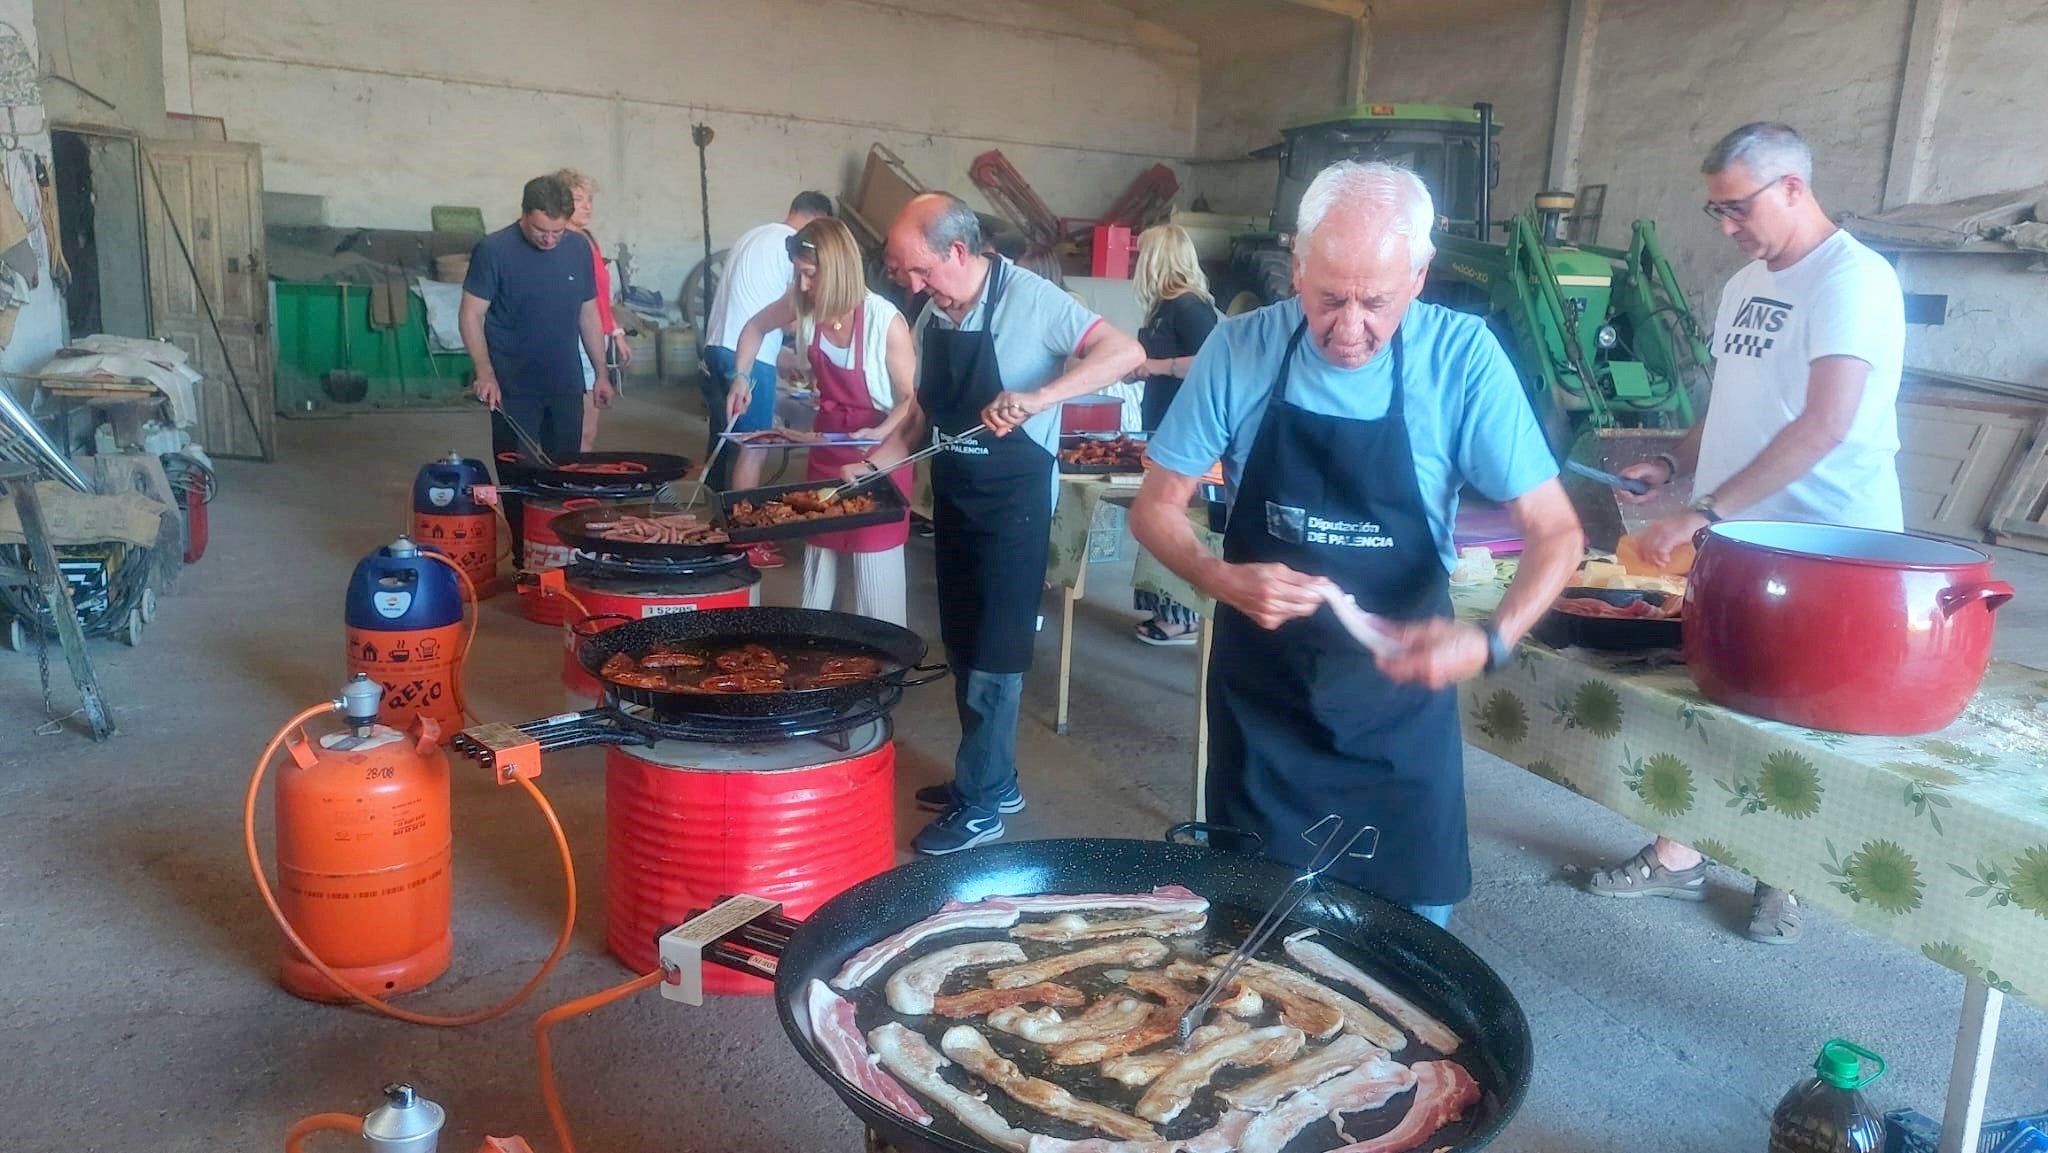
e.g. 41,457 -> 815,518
605,720 -> 897,993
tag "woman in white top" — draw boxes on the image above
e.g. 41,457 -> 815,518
730,217 -> 918,624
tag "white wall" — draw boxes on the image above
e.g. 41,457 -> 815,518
182,0 -> 1199,302
0,0 -> 66,380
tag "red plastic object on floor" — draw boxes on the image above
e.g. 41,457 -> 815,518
1091,224 -> 1135,278
182,491 -> 209,563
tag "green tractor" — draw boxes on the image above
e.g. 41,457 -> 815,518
1225,101 -> 1712,453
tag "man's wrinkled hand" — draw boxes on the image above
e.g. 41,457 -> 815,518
473,375 -> 501,408
1377,618 -> 1489,689
1220,562 -> 1332,631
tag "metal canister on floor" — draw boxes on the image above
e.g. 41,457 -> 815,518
345,536 -> 465,732
411,453 -> 497,598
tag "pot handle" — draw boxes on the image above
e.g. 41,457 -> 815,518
1938,580 -> 2015,618
896,662 -> 951,688
570,611 -> 634,638
1166,821 -> 1266,854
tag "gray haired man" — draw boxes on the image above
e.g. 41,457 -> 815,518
1586,123 -> 1905,944
1131,161 -> 1583,925
871,193 -> 1142,855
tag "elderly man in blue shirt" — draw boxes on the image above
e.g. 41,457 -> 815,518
1131,161 -> 1582,927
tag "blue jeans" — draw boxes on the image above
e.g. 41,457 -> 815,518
700,345 -> 779,488
1412,904 -> 1453,928
951,657 -> 1023,811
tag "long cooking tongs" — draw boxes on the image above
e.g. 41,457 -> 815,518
818,422 -> 988,503
1176,815 -> 1379,1045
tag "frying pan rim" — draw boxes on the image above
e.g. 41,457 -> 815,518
768,837 -> 1532,1153
575,606 -> 934,717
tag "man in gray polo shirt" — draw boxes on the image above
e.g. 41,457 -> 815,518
865,193 -> 1141,855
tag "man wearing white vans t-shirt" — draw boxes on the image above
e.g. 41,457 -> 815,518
1584,123 -> 1904,945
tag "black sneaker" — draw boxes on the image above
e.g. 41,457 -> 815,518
914,781 -> 1025,814
912,804 -> 1005,856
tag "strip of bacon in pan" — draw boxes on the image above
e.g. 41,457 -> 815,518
989,938 -> 1171,989
989,996 -> 1155,1046
1237,1057 -> 1419,1153
802,981 -> 930,1125
1284,931 -> 1462,1054
1134,1024 -> 1305,1124
940,1026 -> 1160,1141
884,940 -> 1025,1015
868,1023 -> 1026,1152
1326,1060 -> 1478,1153
1011,909 -> 1208,943
932,982 -> 1087,1018
1219,1033 -> 1382,1111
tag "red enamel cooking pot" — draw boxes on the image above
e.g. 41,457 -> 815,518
1683,521 -> 2014,735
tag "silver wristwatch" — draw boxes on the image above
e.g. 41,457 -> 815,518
1690,493 -> 1723,523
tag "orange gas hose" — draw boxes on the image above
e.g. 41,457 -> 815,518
419,549 -> 481,722
283,1112 -> 360,1151
244,702 -> 577,1027
535,970 -> 663,1153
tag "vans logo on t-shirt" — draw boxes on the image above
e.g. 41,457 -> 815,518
1722,295 -> 1792,358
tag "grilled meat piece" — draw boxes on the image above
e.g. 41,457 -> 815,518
716,644 -> 788,674
932,982 -> 1087,1018
885,941 -> 1027,1016
989,938 -> 1171,989
941,1026 -> 1159,1141
1134,1025 -> 1305,1124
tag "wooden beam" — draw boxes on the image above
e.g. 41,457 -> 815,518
1547,0 -> 1603,193
1884,0 -> 1962,210
1273,0 -> 1370,21
1345,14 -> 1371,106
1937,978 -> 2003,1153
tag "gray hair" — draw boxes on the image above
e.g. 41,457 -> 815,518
921,193 -> 983,258
1295,161 -> 1436,276
1702,122 -> 1813,186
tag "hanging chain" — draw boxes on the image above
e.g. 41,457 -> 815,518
22,545 -> 81,736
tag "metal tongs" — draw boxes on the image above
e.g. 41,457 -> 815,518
1177,815 -> 1379,1045
496,406 -> 559,470
817,421 -> 988,503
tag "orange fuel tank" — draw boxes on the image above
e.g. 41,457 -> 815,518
274,678 -> 453,1002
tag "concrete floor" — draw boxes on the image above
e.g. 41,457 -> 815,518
3,385 -> 2045,1151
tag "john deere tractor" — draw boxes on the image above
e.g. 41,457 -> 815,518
1224,102 -> 1712,454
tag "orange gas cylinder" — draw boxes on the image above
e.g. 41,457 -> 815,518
274,676 -> 453,1002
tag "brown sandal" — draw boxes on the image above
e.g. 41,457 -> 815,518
1748,884 -> 1804,945
1585,843 -> 1709,900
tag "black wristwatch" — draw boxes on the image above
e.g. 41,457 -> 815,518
1481,622 -> 1513,673
1690,493 -> 1724,523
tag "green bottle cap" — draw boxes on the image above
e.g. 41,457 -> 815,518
1815,1039 -> 1886,1090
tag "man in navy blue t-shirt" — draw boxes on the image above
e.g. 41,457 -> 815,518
460,174 -> 608,473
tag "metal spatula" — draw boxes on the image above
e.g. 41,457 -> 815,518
1177,815 -> 1379,1045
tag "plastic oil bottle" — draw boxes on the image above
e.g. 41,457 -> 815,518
1768,1039 -> 1886,1153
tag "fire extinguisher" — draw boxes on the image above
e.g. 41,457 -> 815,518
412,453 -> 498,598
346,536 -> 467,732
272,675 -> 453,1002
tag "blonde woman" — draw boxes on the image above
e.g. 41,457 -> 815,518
730,217 -> 918,624
1129,223 -> 1218,644
555,169 -> 632,451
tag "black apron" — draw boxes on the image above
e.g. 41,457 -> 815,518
918,257 -> 1054,674
1207,319 -> 1469,907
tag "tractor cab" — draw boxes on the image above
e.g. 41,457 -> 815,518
1263,103 -> 1501,240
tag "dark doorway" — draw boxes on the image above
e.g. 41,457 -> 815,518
50,128 -> 149,340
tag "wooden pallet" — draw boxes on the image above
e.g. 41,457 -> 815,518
1990,427 -> 2048,555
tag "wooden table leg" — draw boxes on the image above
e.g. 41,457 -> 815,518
11,479 -> 116,740
1193,616 -> 1213,821
1055,556 -> 1087,736
1938,977 -> 2003,1153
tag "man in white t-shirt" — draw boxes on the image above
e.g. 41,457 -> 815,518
701,192 -> 832,562
1584,123 -> 1905,945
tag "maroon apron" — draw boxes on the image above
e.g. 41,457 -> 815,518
805,304 -> 911,553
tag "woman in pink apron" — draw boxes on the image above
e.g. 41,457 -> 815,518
729,217 -> 918,624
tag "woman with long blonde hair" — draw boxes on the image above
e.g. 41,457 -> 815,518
730,216 -> 918,624
555,169 -> 632,451
1129,223 -> 1218,644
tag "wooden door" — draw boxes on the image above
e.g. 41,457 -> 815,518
141,140 -> 272,460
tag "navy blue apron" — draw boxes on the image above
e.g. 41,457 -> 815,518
1207,318 -> 1469,906
917,257 -> 1054,674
